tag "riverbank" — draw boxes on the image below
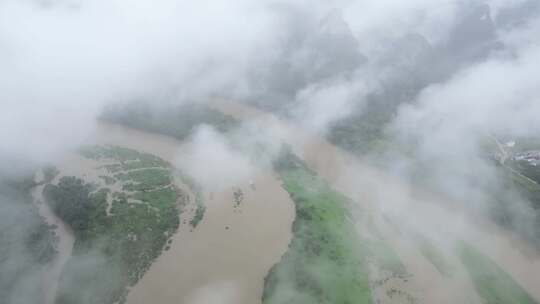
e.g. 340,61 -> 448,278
211,100 -> 540,303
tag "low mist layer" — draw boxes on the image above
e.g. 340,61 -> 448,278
2,0 -> 540,303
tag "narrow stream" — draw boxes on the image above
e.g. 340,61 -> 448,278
31,178 -> 75,304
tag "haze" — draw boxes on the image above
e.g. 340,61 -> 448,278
1,1 -> 540,304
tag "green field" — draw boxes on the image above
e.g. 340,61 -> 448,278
43,146 -> 186,304
262,148 -> 372,304
458,241 -> 537,304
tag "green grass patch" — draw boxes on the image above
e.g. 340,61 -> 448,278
131,187 -> 178,210
190,204 -> 206,228
44,146 -> 184,304
80,145 -> 169,169
458,241 -> 537,304
117,168 -> 171,191
262,149 -> 371,304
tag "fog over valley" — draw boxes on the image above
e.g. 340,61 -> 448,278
1,1 -> 540,304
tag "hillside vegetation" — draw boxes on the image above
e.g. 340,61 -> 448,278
101,102 -> 238,141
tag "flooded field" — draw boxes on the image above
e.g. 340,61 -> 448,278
211,100 -> 540,303
37,122 -> 295,304
34,101 -> 540,304
126,172 -> 294,304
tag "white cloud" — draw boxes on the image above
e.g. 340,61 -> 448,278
175,125 -> 255,191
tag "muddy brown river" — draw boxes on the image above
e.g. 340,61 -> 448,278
211,100 -> 540,303
36,101 -> 540,304
35,121 -> 295,304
